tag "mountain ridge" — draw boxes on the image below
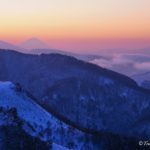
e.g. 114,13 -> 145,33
0,49 -> 150,140
0,81 -> 147,150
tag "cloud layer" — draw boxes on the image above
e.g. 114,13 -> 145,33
90,54 -> 150,76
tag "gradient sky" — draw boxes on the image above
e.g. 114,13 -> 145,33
0,0 -> 150,51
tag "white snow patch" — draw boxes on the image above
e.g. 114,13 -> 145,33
52,143 -> 69,150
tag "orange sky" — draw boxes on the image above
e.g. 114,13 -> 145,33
0,0 -> 150,51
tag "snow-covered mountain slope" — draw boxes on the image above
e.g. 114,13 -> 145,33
0,81 -> 54,127
52,143 -> 68,150
0,107 -> 50,150
0,82 -> 145,150
0,81 -> 102,150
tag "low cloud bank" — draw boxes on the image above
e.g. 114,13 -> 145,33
90,54 -> 150,76
134,62 -> 150,70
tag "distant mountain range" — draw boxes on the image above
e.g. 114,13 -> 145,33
0,38 -> 150,55
0,39 -> 105,62
19,38 -> 51,50
0,40 -> 24,52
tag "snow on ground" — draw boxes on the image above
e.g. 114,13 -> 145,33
0,81 -> 93,150
52,143 -> 69,150
0,81 -> 57,128
0,81 -> 71,146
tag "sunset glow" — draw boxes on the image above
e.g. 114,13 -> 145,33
0,0 -> 150,51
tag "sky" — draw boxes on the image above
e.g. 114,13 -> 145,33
0,0 -> 150,52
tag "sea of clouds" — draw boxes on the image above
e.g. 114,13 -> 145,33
90,54 -> 150,77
